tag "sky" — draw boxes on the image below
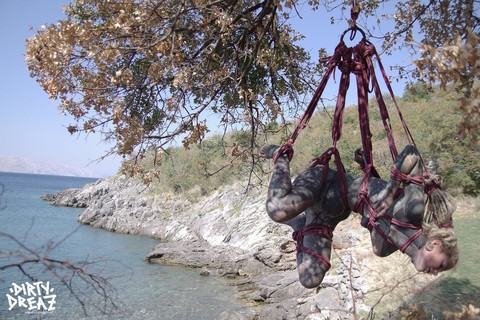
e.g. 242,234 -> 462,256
0,0 -> 408,178
0,0 -> 121,177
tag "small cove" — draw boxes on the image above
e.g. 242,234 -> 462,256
0,172 -> 250,319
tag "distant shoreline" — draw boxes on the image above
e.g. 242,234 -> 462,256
0,170 -> 102,180
0,154 -> 106,178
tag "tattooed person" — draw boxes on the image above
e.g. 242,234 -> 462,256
261,144 -> 458,288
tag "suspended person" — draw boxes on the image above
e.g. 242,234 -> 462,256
260,144 -> 458,288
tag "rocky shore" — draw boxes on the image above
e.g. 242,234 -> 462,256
42,175 -> 434,319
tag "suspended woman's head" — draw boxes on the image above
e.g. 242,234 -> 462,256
420,185 -> 459,273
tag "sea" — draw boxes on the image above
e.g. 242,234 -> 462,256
0,172 -> 250,319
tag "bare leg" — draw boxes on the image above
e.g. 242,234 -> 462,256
295,208 -> 332,288
371,145 -> 424,216
265,154 -> 325,223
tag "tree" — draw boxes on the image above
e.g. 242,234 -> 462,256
356,0 -> 479,149
25,0 -> 315,176
25,0 -> 479,179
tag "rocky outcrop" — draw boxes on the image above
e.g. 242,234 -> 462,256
43,175 -> 424,319
41,178 -> 106,207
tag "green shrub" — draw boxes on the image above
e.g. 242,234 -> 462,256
134,84 -> 479,197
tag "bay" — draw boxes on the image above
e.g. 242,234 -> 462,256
0,172 -> 249,319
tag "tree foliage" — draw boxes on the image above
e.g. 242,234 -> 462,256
134,85 -> 479,196
25,0 -> 479,177
26,0 -> 314,169
358,0 -> 479,148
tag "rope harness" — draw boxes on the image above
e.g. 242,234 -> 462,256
276,5 -> 443,259
292,224 -> 333,270
363,166 -> 425,252
275,29 -> 421,208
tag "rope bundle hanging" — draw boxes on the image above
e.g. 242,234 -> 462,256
263,3 -> 458,286
274,5 -> 437,219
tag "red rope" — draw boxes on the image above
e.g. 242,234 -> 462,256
292,224 -> 333,270
274,41 -> 353,208
274,41 -> 351,162
351,0 -> 360,27
361,43 -> 399,160
390,166 -> 425,186
399,229 -> 423,253
309,147 -> 349,206
361,196 -> 423,252
273,15 -> 438,253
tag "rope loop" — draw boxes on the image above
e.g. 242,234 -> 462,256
273,140 -> 294,163
340,26 -> 366,43
390,166 -> 425,186
292,224 -> 333,270
309,146 -> 335,168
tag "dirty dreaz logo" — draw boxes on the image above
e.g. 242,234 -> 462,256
6,281 -> 56,313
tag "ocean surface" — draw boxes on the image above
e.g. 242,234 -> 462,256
0,172 -> 250,319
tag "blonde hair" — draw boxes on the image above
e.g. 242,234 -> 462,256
423,179 -> 457,227
422,223 -> 459,264
422,179 -> 459,264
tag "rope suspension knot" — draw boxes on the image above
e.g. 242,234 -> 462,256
390,166 -> 425,186
338,61 -> 352,74
361,43 -> 376,59
350,59 -> 365,75
332,41 -> 350,61
273,139 -> 294,163
350,2 -> 361,26
328,41 -> 353,76
353,189 -> 369,214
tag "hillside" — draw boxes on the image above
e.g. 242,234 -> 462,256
0,155 -> 98,178
129,84 -> 479,198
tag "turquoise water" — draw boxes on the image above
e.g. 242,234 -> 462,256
0,172 -> 248,319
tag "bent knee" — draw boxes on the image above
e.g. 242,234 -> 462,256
266,202 -> 293,223
297,260 -> 326,288
299,272 -> 325,289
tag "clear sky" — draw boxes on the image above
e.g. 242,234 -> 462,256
0,0 -> 121,177
0,1 -> 408,178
